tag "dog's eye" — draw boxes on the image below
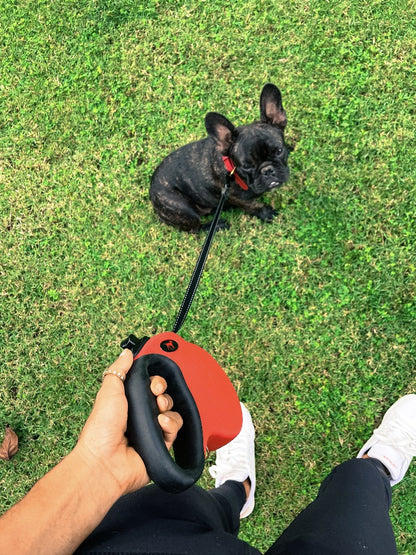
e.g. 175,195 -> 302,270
274,147 -> 283,156
241,162 -> 253,171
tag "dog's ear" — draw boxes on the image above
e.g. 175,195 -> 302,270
260,84 -> 287,130
205,112 -> 238,154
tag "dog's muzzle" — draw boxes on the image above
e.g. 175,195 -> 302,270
259,163 -> 288,191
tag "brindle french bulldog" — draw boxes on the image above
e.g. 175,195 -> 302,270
150,83 -> 290,232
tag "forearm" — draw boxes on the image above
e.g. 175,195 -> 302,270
0,447 -> 122,555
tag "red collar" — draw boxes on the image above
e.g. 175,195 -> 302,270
222,156 -> 249,190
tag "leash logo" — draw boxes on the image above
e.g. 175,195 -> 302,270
160,339 -> 179,353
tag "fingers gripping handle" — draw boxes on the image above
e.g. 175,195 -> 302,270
124,354 -> 205,493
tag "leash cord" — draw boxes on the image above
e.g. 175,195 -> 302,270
172,180 -> 230,334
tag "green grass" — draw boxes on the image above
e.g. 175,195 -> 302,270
1,0 -> 416,552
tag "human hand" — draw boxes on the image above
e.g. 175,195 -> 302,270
75,349 -> 183,496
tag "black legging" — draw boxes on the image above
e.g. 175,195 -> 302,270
76,458 -> 397,555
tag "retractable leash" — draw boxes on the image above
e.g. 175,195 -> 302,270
121,178 -> 243,493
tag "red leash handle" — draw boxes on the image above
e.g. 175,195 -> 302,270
122,333 -> 243,493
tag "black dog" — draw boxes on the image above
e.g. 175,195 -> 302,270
150,84 -> 290,232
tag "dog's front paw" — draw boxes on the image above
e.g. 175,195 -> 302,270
257,205 -> 278,222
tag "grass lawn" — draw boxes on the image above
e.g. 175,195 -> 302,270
1,0 -> 416,552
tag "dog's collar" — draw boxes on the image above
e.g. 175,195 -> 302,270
222,156 -> 249,190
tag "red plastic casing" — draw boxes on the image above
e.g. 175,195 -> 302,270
133,332 -> 242,453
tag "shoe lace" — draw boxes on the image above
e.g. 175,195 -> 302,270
374,420 -> 416,455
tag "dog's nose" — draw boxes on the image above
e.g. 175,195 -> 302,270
261,165 -> 276,177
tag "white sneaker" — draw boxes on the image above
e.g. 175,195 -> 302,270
357,394 -> 416,485
209,403 -> 256,518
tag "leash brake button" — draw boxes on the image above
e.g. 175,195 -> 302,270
120,334 -> 150,356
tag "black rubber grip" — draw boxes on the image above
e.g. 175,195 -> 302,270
124,353 -> 205,493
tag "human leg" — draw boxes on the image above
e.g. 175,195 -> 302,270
266,458 -> 396,555
266,394 -> 416,555
75,481 -> 251,554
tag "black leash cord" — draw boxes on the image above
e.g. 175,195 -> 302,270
172,181 -> 230,334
